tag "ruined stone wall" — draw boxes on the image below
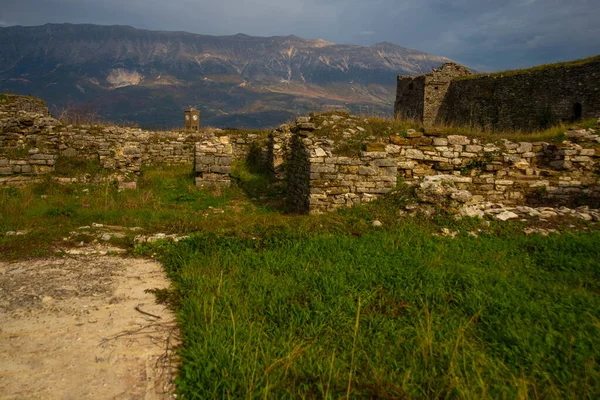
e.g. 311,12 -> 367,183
286,114 -> 599,213
287,122 -> 397,214
438,57 -> 600,130
194,137 -> 233,187
0,94 -> 49,118
395,63 -> 472,125
394,76 -> 425,121
390,129 -> 600,206
0,95 -> 293,187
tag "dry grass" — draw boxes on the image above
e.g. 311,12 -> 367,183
456,54 -> 600,81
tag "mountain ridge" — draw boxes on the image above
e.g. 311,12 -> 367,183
0,23 -> 452,128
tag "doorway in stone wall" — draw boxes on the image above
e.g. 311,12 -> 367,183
573,103 -> 582,121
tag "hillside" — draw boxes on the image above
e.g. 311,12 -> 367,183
0,23 -> 450,128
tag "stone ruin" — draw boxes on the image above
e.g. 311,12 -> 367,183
1,94 -> 600,220
396,56 -> 600,131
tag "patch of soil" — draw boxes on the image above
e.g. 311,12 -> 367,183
0,251 -> 178,399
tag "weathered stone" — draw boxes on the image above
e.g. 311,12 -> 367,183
358,166 -> 379,176
447,135 -> 470,146
411,137 -> 433,146
366,142 -> 387,152
389,136 -> 411,145
496,211 -> 519,221
450,190 -> 473,203
404,149 -> 425,160
406,130 -> 423,138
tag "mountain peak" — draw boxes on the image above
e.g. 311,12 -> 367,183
0,23 -> 453,129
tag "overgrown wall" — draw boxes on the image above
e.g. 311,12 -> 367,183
0,94 -> 49,117
438,57 -> 600,130
287,121 -> 397,214
390,130 -> 600,206
287,115 -> 600,214
0,95 -> 282,186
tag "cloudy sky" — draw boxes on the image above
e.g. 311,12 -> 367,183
1,0 -> 598,71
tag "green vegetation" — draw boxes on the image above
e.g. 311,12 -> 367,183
455,55 -> 600,81
307,112 -> 598,157
2,159 -> 600,399
0,146 -> 31,159
142,223 -> 600,399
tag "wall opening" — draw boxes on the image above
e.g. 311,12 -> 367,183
408,83 -> 414,90
573,103 -> 582,121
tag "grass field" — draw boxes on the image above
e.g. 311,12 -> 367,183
1,162 -> 600,399
142,227 -> 600,399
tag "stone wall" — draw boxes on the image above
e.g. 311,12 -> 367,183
394,76 -> 425,122
390,129 -> 600,207
194,137 -> 233,187
396,57 -> 600,131
287,120 -> 397,214
0,96 -> 234,186
395,62 -> 472,125
0,94 -> 49,118
439,57 -> 600,130
286,114 -> 600,214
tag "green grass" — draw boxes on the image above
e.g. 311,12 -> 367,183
308,112 -> 598,157
0,164 -> 250,258
142,226 -> 600,399
2,160 -> 600,399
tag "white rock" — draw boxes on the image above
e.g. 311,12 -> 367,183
496,211 -> 519,221
450,190 -> 473,203
577,213 -> 593,221
459,206 -> 485,219
372,220 -> 382,227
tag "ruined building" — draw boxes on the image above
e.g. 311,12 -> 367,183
395,56 -> 600,131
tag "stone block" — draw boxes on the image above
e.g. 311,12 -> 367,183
358,166 -> 379,176
579,149 -> 595,156
447,135 -> 470,146
404,149 -> 424,160
216,156 -> 232,166
517,142 -> 533,153
298,123 -> 316,131
442,151 -> 458,159
195,164 -> 210,173
373,158 -> 396,167
433,138 -> 448,146
411,137 -> 433,146
366,142 -> 387,152
465,145 -> 483,153
211,166 -> 231,174
310,164 -> 335,173
197,155 -> 215,165
572,156 -> 592,162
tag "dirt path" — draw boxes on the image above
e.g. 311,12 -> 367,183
0,248 -> 178,399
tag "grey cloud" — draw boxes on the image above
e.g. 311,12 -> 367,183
0,0 -> 598,71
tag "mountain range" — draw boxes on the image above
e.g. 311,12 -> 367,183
0,23 -> 451,129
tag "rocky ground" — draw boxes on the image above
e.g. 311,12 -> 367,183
0,248 -> 178,400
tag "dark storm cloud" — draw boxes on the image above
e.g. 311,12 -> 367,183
1,0 -> 598,71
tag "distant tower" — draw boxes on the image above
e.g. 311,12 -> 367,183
184,107 -> 200,131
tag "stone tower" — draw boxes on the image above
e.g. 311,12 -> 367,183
395,62 -> 472,126
184,107 -> 200,131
